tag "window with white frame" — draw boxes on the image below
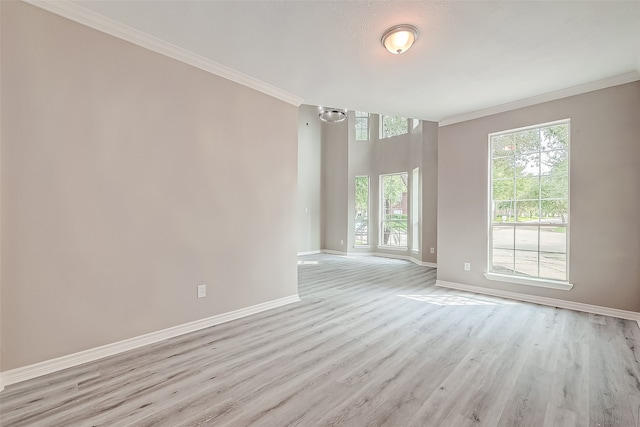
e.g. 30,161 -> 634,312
380,172 -> 408,248
355,176 -> 369,246
411,167 -> 420,251
355,111 -> 370,141
380,116 -> 408,139
489,120 -> 569,282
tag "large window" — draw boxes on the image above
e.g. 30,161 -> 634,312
380,116 -> 408,139
489,120 -> 569,282
380,173 -> 408,248
355,111 -> 370,141
355,176 -> 369,246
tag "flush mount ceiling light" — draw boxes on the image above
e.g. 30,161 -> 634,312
381,24 -> 419,54
319,107 -> 347,123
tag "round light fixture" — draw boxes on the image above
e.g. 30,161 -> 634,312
381,24 -> 419,54
319,107 -> 347,123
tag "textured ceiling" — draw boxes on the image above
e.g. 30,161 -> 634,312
69,0 -> 640,122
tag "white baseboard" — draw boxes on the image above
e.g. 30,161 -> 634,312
436,279 -> 640,325
297,250 -> 322,256
0,294 -> 300,391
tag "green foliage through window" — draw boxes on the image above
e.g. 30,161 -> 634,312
381,173 -> 408,247
381,116 -> 408,139
355,176 -> 369,245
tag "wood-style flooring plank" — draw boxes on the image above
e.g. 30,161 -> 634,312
1,254 -> 639,427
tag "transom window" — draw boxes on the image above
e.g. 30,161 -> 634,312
380,116 -> 408,139
355,111 -> 370,141
380,172 -> 408,248
489,120 -> 569,282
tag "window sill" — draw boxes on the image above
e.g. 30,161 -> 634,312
484,272 -> 573,291
353,245 -> 370,249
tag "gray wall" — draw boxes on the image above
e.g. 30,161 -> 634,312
421,122 -> 438,264
1,2 -> 299,371
438,81 -> 640,311
297,105 -> 322,253
321,118 -> 349,252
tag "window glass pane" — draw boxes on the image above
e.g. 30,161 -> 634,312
515,200 -> 540,222
355,176 -> 369,245
541,150 -> 566,175
515,129 -> 541,154
492,157 -> 514,179
492,249 -> 515,274
541,175 -> 568,199
541,125 -> 569,151
516,176 -> 540,200
516,152 -> 540,177
515,250 -> 538,277
541,201 -> 568,224
540,253 -> 567,281
539,226 -> 566,253
515,226 -> 538,251
491,134 -> 516,157
355,111 -> 369,141
493,179 -> 513,202
492,226 -> 514,250
381,173 -> 408,247
382,116 -> 408,138
492,201 -> 515,223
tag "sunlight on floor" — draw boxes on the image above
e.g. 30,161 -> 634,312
297,260 -> 319,265
398,294 -> 516,306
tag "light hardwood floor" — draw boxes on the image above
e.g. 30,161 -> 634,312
2,254 -> 640,426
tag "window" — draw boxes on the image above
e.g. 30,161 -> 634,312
355,176 -> 369,246
489,120 -> 569,283
355,111 -> 370,141
411,167 -> 420,251
412,118 -> 420,130
380,172 -> 408,248
380,116 -> 408,139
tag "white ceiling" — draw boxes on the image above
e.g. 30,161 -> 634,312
68,0 -> 640,122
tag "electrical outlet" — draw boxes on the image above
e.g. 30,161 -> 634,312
430,247 -> 435,254
464,263 -> 471,271
197,284 -> 206,298
340,240 -> 344,245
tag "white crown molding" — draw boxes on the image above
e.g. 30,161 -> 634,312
439,71 -> 640,127
436,279 -> 640,328
22,0 -> 304,107
0,294 -> 300,390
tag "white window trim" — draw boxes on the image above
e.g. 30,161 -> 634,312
487,118 -> 571,288
484,272 -> 573,291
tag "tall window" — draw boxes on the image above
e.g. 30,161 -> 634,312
355,111 -> 370,141
380,173 -> 408,248
411,167 -> 420,251
381,116 -> 408,139
489,120 -> 569,282
355,176 -> 369,246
